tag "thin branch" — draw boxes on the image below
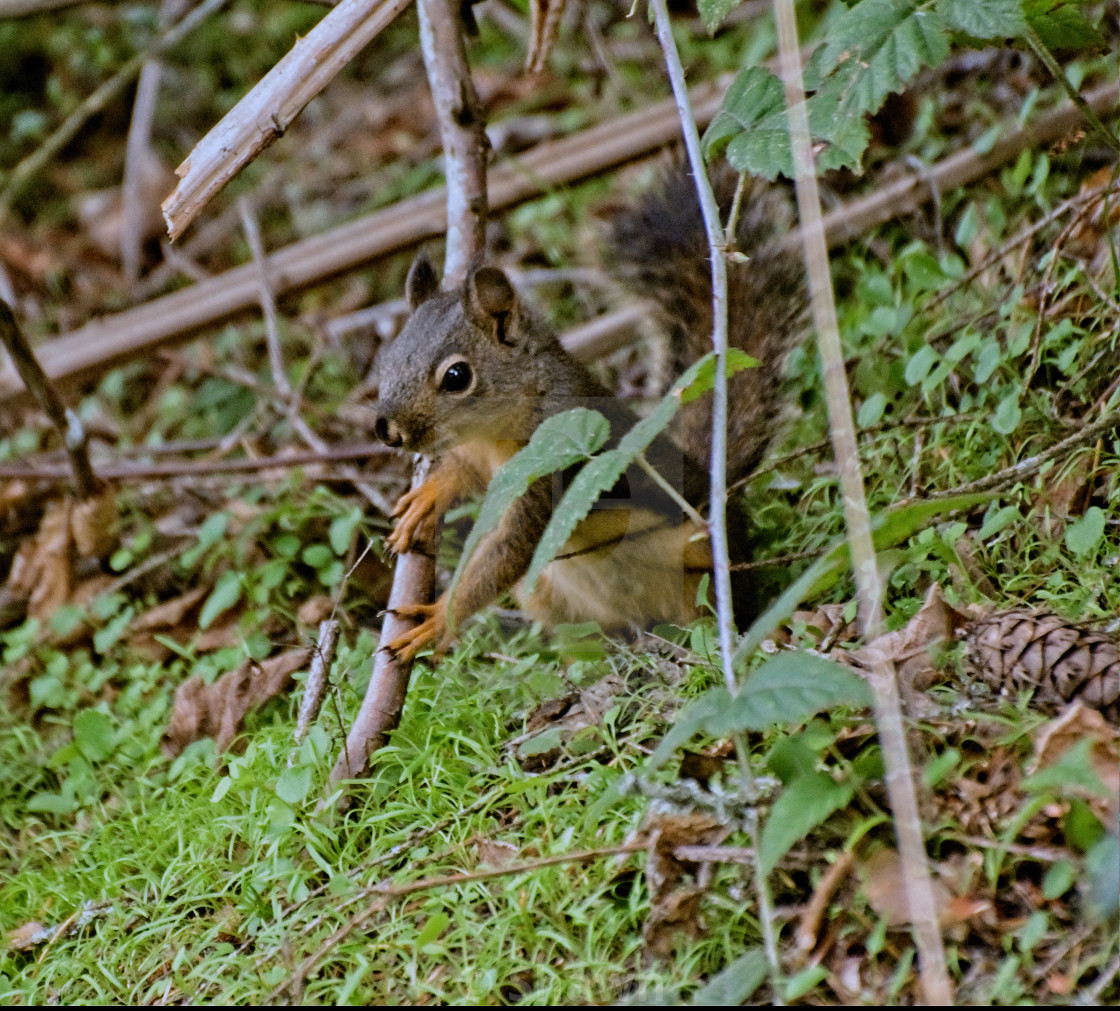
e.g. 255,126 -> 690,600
772,0 -> 951,1002
162,0 -> 415,239
0,443 -> 391,482
921,407 -> 1120,500
267,841 -> 648,1002
0,0 -> 230,221
238,197 -> 291,399
0,301 -> 98,498
329,0 -> 489,792
290,619 -> 340,763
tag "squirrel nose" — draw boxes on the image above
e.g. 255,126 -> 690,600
375,416 -> 404,448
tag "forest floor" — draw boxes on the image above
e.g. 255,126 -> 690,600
0,0 -> 1118,1004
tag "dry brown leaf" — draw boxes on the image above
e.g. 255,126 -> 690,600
507,672 -> 625,771
638,810 -> 727,959
1031,456 -> 1093,539
843,583 -> 973,712
858,848 -> 989,929
6,921 -> 46,951
7,499 -> 73,621
70,487 -> 118,559
793,849 -> 856,958
132,586 -> 208,633
161,647 -> 312,757
475,838 -> 519,869
297,594 -> 335,627
1030,701 -> 1119,825
526,0 -> 565,75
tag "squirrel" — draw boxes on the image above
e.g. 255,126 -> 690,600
370,166 -> 806,664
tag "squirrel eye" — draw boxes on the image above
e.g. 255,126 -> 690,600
438,359 -> 473,394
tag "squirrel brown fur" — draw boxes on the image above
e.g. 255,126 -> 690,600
371,166 -> 806,663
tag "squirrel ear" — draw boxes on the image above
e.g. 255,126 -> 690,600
465,266 -> 517,344
406,251 -> 440,309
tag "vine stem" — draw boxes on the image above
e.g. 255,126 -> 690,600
648,0 -> 780,994
771,0 -> 952,1002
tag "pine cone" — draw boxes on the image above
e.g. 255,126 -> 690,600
963,610 -> 1119,721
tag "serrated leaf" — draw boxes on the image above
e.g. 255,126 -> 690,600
759,771 -> 855,874
522,356 -> 715,595
1065,506 -> 1105,556
690,948 -> 768,1005
73,709 -> 115,762
648,653 -> 871,770
448,408 -> 610,612
726,652 -> 872,732
199,571 -> 242,630
938,0 -> 1026,38
698,0 -> 742,34
703,67 -> 794,179
1023,0 -> 1106,51
809,0 -> 950,146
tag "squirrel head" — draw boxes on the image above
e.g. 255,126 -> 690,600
372,252 -> 541,455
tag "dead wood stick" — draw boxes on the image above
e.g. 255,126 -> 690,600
163,0 -> 415,240
0,301 -> 97,498
328,0 -> 489,791
1,79 -> 1113,406
0,443 -> 391,482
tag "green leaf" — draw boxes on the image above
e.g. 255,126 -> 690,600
1022,738 -> 1110,798
937,0 -> 1026,37
1065,506 -> 1105,556
702,67 -> 793,179
275,765 -> 313,805
449,408 -> 610,611
522,356 -> 716,595
697,0 -> 742,34
690,948 -> 768,1005
1085,833 -> 1120,919
648,653 -> 871,770
199,571 -> 242,630
414,911 -> 451,950
1022,0 -> 1106,51
759,771 -> 855,874
992,391 -> 1022,434
329,507 -> 363,555
73,709 -> 115,762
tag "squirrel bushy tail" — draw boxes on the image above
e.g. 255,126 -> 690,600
603,165 -> 807,486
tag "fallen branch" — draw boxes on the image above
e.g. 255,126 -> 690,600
0,443 -> 391,482
328,0 -> 489,792
0,301 -> 97,498
163,0 -> 415,239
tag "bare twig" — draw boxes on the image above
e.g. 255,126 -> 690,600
328,0 -> 489,791
921,408 -> 1120,500
0,0 -> 230,222
290,619 -> 340,763
649,0 -> 780,995
238,197 -> 291,399
267,841 -> 648,1002
162,0 -> 414,239
0,443 -> 391,483
0,301 -> 98,498
772,0 -> 951,1002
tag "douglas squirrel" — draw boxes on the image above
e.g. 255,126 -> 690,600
371,167 -> 806,663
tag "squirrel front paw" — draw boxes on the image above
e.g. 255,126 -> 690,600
386,483 -> 439,555
382,602 -> 448,665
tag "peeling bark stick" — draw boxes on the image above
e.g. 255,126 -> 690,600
1,81 -> 1112,406
0,301 -> 98,499
328,0 -> 489,791
163,0 -> 414,240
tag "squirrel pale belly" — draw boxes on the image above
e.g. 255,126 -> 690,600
371,168 -> 806,663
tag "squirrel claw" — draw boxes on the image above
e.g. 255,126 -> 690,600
382,602 -> 446,665
387,484 -> 439,555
